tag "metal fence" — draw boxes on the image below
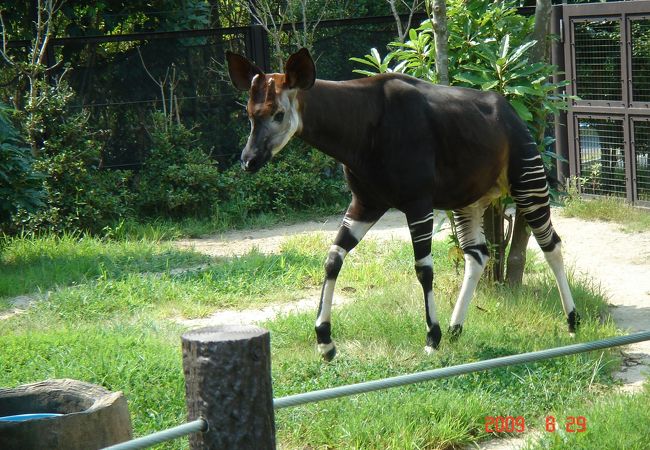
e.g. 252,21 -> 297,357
1,15 -> 402,171
555,0 -> 650,206
102,328 -> 650,450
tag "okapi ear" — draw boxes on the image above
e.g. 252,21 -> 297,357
226,51 -> 264,91
284,48 -> 316,90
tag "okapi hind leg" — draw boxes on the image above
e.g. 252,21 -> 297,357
448,205 -> 490,340
315,207 -> 385,361
511,153 -> 580,335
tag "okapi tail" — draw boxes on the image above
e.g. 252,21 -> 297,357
509,143 -> 561,253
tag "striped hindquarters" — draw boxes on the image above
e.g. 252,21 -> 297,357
510,152 -> 561,252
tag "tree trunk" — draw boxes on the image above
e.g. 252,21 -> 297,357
182,325 -> 275,450
483,203 -> 505,282
530,0 -> 552,63
506,209 -> 529,286
430,0 -> 449,85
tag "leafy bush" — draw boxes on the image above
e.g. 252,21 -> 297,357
13,80 -> 133,235
135,113 -> 224,218
222,141 -> 349,219
0,103 -> 43,230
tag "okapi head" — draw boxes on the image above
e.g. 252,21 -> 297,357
226,48 -> 316,172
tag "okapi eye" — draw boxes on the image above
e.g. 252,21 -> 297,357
273,111 -> 285,123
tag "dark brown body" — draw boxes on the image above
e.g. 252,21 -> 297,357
298,74 -> 529,212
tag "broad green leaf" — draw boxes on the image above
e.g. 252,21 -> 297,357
409,28 -> 418,42
506,40 -> 537,65
454,72 -> 488,86
509,99 -> 533,122
371,48 -> 382,65
499,34 -> 510,60
349,57 -> 380,69
394,60 -> 408,73
481,80 -> 499,90
352,69 -> 378,77
505,85 -> 543,96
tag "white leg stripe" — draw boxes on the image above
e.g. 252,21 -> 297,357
316,280 -> 336,326
409,212 -> 435,227
318,342 -> 335,354
543,243 -> 576,316
450,254 -> 486,326
426,291 -> 438,326
415,255 -> 433,267
342,217 -> 375,241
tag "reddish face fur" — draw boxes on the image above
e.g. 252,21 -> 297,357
226,49 -> 315,172
248,74 -> 285,118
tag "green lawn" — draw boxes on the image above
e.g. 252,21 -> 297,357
561,194 -> 650,233
0,231 -> 631,449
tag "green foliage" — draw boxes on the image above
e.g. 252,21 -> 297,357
0,103 -> 43,229
222,142 -> 349,219
135,113 -> 224,218
351,0 -> 569,151
13,80 -> 133,235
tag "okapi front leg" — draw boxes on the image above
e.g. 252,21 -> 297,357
449,205 -> 490,340
406,209 -> 441,353
315,210 -> 383,361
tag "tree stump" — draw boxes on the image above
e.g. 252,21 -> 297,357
182,325 -> 275,450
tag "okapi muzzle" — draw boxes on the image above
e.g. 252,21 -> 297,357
240,123 -> 273,173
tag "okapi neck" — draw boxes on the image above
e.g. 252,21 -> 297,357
296,79 -> 380,171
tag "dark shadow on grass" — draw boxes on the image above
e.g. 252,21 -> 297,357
0,246 -> 209,302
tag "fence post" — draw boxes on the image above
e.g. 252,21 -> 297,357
182,325 -> 276,450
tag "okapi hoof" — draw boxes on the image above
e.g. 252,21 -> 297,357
425,324 -> 442,354
568,310 -> 581,337
318,343 -> 337,362
448,324 -> 463,342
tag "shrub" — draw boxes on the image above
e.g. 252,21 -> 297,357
222,141 -> 349,219
13,80 -> 133,235
0,103 -> 43,231
135,113 -> 224,218
351,0 -> 568,151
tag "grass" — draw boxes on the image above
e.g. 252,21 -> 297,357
526,383 -> 650,450
0,233 -> 209,301
561,194 -> 650,233
0,232 -> 631,449
107,204 -> 346,240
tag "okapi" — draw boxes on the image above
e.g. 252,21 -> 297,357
226,48 -> 580,361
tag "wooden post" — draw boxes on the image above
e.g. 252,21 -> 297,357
182,325 -> 276,450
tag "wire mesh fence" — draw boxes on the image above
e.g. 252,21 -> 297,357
633,120 -> 650,202
631,18 -> 650,104
576,117 -> 626,197
566,1 -> 650,204
0,16 -> 403,171
573,20 -> 622,102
